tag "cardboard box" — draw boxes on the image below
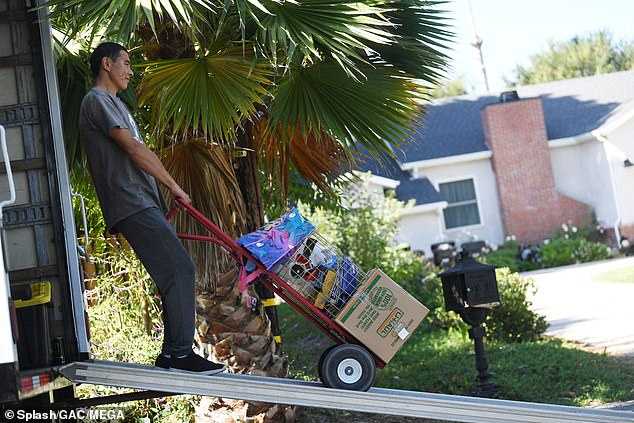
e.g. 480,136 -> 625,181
335,268 -> 429,364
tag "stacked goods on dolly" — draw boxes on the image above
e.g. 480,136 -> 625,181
237,207 -> 429,389
276,232 -> 364,319
237,207 -> 364,317
277,233 -> 429,364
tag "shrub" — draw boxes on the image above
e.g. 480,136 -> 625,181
486,268 -> 549,342
541,238 -> 611,267
486,244 -> 520,272
418,273 -> 465,330
419,268 -> 548,342
540,238 -> 578,267
573,239 -> 611,263
485,240 -> 541,272
79,242 -> 196,422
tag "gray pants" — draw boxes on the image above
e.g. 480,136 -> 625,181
116,207 -> 196,357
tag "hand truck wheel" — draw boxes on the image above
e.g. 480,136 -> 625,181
319,344 -> 376,391
317,345 -> 336,383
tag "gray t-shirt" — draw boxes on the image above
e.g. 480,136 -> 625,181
79,87 -> 167,232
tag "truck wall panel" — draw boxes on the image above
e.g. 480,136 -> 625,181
4,126 -> 25,160
4,226 -> 37,269
0,67 -> 18,105
0,22 -> 11,55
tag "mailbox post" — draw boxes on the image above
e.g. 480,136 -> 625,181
440,257 -> 500,397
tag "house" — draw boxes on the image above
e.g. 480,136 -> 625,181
358,70 -> 634,257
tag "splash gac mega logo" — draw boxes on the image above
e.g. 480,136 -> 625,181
369,286 -> 396,310
377,308 -> 404,338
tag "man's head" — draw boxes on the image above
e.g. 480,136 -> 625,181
90,42 -> 133,93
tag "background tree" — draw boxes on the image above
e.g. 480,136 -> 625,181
508,30 -> 634,86
431,75 -> 469,98
48,0 -> 452,420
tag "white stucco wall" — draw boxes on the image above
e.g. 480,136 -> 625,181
396,209 -> 445,256
548,114 -> 634,234
549,138 -> 617,228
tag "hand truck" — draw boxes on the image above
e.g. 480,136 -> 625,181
168,199 -> 386,391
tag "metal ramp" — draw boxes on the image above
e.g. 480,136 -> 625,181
58,360 -> 633,423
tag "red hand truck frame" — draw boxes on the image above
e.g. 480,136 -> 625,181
168,198 -> 385,391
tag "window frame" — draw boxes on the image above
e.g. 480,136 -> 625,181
435,176 -> 484,231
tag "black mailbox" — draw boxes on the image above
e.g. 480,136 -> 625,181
439,257 -> 501,396
439,258 -> 500,312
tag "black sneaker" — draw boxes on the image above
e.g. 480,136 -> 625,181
154,354 -> 171,369
169,351 -> 226,375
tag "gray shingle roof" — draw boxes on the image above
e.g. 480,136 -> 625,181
403,70 -> 634,163
354,149 -> 442,205
355,150 -> 443,205
395,176 -> 443,205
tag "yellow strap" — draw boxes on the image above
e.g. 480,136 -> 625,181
274,335 -> 282,344
261,298 -> 279,307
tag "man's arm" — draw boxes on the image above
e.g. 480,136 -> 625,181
108,127 -> 191,204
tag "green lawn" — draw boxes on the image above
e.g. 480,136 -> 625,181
591,265 -> 634,283
278,302 -> 634,407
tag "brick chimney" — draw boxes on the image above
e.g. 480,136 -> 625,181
481,94 -> 591,244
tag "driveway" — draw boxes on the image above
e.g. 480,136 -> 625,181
524,256 -> 634,356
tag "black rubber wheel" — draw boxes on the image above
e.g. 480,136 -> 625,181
317,344 -> 336,383
319,344 -> 376,391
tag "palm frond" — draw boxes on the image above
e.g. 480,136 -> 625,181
137,48 -> 273,142
368,0 -> 453,83
42,0 -> 216,44
52,37 -> 92,173
256,0 -> 396,76
264,60 -> 429,159
256,119 -> 354,203
161,138 -> 247,289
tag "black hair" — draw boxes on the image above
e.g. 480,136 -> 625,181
89,42 -> 127,77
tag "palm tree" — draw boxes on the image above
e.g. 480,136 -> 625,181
47,0 -> 452,420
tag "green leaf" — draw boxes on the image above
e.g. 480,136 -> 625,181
137,49 -> 273,141
367,0 -> 453,83
256,0 -> 397,74
42,0 -> 217,44
265,60 -> 428,160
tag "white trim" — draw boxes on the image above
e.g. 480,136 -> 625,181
433,175 -> 485,231
367,174 -> 400,189
548,132 -> 596,149
443,221 -> 486,233
348,171 -> 400,189
399,201 -> 448,216
401,150 -> 492,172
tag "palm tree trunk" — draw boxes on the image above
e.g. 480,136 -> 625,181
234,124 -> 283,350
235,124 -> 265,231
186,122 -> 290,422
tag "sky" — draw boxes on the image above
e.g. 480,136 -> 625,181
442,0 -> 634,94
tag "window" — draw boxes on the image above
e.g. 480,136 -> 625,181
439,179 -> 481,229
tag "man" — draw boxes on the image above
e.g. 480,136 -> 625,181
79,42 -> 224,375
